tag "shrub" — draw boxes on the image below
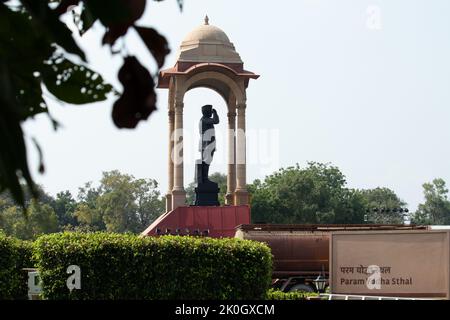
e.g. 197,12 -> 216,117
265,289 -> 319,300
0,232 -> 34,299
33,232 -> 273,300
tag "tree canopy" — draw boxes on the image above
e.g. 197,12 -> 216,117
248,162 -> 407,225
0,170 -> 165,239
249,163 -> 363,224
356,187 -> 406,224
3,164 -> 448,240
412,178 -> 450,225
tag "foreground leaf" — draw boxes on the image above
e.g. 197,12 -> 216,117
112,56 -> 156,128
42,55 -> 113,104
135,26 -> 170,68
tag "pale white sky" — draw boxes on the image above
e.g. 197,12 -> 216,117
23,0 -> 450,211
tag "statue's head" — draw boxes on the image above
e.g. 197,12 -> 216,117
201,104 -> 213,117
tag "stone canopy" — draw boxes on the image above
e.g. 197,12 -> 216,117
158,16 -> 259,212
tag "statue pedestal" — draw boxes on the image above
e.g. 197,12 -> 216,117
194,181 -> 220,206
194,162 -> 220,206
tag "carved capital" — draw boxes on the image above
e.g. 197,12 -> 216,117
174,101 -> 184,114
227,111 -> 236,120
236,103 -> 246,115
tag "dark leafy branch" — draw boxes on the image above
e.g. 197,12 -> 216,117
0,0 -> 180,208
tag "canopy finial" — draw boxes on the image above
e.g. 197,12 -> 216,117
204,15 -> 209,25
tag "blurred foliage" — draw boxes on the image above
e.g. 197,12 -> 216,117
0,0 -> 176,208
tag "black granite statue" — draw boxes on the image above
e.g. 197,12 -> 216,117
194,105 -> 220,206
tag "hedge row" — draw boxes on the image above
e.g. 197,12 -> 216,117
33,232 -> 273,300
0,232 -> 33,299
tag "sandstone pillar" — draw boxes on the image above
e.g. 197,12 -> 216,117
172,100 -> 186,209
235,103 -> 248,205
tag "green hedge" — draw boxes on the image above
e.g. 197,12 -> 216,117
33,232 -> 273,300
266,289 -> 319,300
0,232 -> 33,299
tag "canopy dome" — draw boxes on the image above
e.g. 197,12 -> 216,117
176,16 -> 243,64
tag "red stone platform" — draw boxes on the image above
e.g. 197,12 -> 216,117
141,205 -> 251,238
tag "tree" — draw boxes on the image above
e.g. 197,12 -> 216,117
0,184 -> 54,208
185,172 -> 227,205
0,191 -> 15,212
96,171 -> 141,233
0,201 -> 58,240
52,190 -> 78,229
73,171 -> 164,233
0,184 -> 60,238
0,170 -> 165,236
1,0 -> 177,207
357,187 -> 407,224
133,178 -> 165,230
73,182 -> 104,231
249,162 -> 366,224
412,178 -> 450,225
98,171 -> 164,232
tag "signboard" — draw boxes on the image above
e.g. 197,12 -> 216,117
330,230 -> 450,299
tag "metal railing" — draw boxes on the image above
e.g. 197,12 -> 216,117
319,293 -> 440,300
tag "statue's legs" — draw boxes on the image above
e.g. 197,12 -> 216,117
201,162 -> 209,183
201,147 -> 215,182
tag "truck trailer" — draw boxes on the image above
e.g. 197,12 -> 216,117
235,224 -> 427,293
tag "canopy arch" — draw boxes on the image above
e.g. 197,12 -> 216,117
182,70 -> 246,108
